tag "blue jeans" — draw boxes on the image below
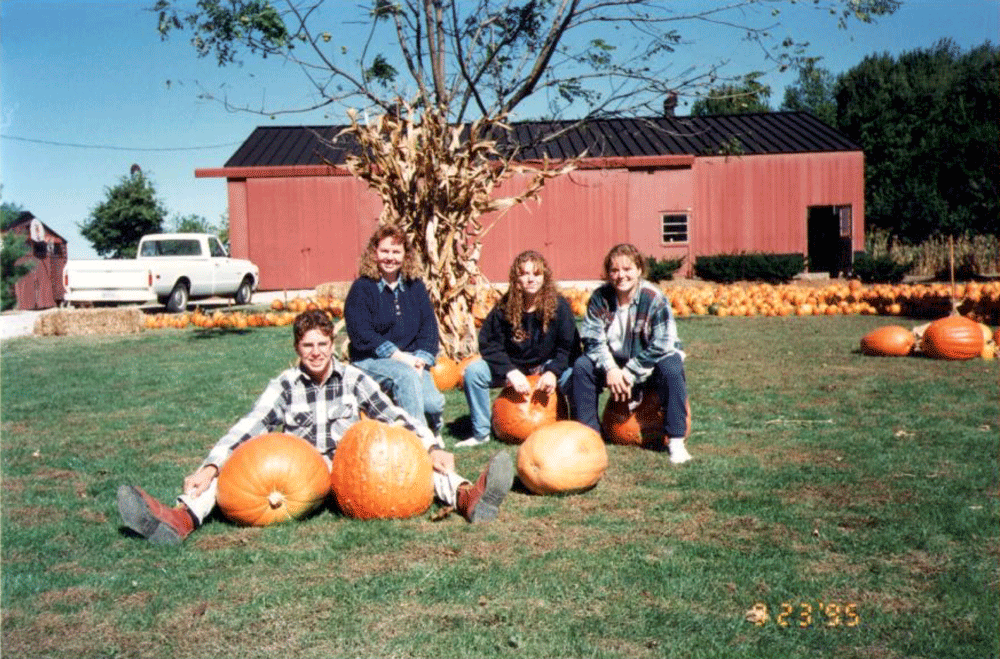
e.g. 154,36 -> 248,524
462,358 -> 573,438
571,352 -> 687,439
354,358 -> 446,433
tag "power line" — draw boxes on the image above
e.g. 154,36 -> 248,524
1,134 -> 242,152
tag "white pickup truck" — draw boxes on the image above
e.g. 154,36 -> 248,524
62,233 -> 260,312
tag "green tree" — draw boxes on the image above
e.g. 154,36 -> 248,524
780,59 -> 837,126
79,171 -> 167,258
1,199 -> 27,231
691,74 -> 772,116
154,1 -> 896,122
836,39 -> 999,241
1,232 -> 35,311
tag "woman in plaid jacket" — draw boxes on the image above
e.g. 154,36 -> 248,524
572,244 -> 692,463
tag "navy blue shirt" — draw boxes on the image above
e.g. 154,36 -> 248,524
344,277 -> 439,364
478,296 -> 579,381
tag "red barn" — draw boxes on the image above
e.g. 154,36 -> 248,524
3,212 -> 68,310
196,112 -> 864,289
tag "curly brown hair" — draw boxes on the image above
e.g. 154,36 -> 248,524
293,309 -> 335,347
501,250 -> 560,343
357,224 -> 424,281
602,243 -> 647,281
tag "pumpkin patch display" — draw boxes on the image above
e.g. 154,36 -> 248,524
516,421 -> 608,495
920,315 -> 984,360
216,433 -> 331,527
602,392 -> 691,448
859,325 -> 916,357
491,374 -> 565,444
329,419 -> 433,519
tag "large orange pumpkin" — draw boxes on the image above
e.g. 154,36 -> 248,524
216,433 -> 331,527
602,391 -> 691,448
920,315 -> 984,360
491,374 -> 566,445
516,421 -> 608,495
860,325 -> 915,357
429,356 -> 462,391
329,419 -> 433,519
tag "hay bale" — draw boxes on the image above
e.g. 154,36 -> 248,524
315,282 -> 350,300
34,307 -> 146,337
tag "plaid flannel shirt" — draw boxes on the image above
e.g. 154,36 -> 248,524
201,360 -> 438,471
580,280 -> 685,385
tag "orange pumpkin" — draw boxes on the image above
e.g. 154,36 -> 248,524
216,433 -> 330,527
602,391 -> 691,448
860,325 -> 916,357
516,421 -> 608,495
491,374 -> 565,445
920,315 -> 984,360
429,356 -> 462,391
329,419 -> 433,519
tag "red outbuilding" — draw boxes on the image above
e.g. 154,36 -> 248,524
3,212 -> 68,310
196,112 -> 864,289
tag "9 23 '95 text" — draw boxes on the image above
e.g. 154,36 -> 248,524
747,601 -> 860,628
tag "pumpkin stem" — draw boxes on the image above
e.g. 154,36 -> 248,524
267,490 -> 285,509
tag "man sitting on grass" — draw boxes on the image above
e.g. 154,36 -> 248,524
117,309 -> 514,545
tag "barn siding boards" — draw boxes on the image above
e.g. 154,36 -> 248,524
197,112 -> 865,287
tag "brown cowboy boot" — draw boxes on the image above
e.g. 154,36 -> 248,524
456,451 -> 515,523
117,485 -> 196,545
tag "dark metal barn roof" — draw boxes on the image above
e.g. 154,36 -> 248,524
223,111 -> 860,168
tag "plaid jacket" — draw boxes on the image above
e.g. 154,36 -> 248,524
580,280 -> 684,384
201,360 -> 438,470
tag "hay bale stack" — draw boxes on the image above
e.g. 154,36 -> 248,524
34,307 -> 146,337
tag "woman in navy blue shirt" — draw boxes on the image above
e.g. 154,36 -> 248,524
344,225 -> 445,435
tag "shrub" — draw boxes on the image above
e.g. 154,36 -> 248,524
644,256 -> 684,282
693,252 -> 804,284
852,253 -> 913,284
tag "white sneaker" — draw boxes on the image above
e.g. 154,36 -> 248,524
668,437 -> 692,464
455,436 -> 490,448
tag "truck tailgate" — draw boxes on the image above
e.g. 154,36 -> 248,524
63,261 -> 156,304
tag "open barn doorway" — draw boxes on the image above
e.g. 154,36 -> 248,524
807,205 -> 853,277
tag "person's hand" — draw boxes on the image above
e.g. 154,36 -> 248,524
534,371 -> 557,394
428,447 -> 455,474
606,367 -> 632,402
392,351 -> 425,371
505,370 -> 532,396
183,465 -> 218,498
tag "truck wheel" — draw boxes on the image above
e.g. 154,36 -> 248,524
234,278 -> 253,306
166,282 -> 189,313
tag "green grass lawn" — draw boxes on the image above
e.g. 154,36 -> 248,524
2,316 -> 997,659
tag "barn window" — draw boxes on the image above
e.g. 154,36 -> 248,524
661,213 -> 689,243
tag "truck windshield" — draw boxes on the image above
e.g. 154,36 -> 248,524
140,240 -> 201,257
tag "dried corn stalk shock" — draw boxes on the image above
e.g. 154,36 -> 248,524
337,101 -> 576,360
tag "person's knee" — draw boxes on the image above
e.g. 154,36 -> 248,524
655,354 -> 685,380
463,359 -> 491,389
573,355 -> 597,379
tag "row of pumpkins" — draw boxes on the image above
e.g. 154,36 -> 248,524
143,280 -> 1000,331
860,314 -> 999,360
217,374 -> 673,526
659,280 -> 1000,322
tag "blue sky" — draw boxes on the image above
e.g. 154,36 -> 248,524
2,0 -> 996,259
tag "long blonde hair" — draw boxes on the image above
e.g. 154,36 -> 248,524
357,224 -> 423,281
501,250 -> 559,343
